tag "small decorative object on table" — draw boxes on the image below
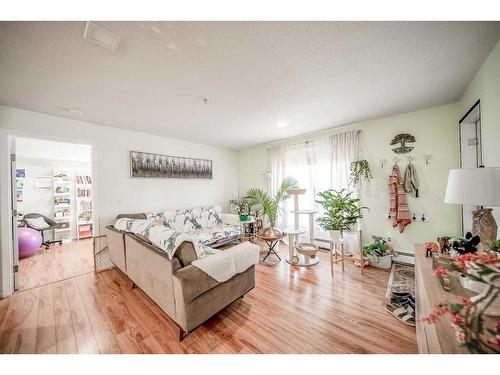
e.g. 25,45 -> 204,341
452,232 -> 481,254
425,241 -> 439,257
438,236 -> 452,254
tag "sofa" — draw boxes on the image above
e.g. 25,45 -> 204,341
105,206 -> 255,341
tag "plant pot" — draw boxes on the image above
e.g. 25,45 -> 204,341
367,254 -> 392,269
258,227 -> 283,238
329,230 -> 343,242
239,214 -> 249,221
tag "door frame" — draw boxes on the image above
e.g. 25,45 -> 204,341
458,99 -> 483,235
0,129 -> 99,298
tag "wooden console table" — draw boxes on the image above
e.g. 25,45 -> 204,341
414,244 -> 470,354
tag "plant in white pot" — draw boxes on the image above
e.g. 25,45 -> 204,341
245,177 -> 298,237
315,189 -> 369,242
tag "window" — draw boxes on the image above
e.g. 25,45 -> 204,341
269,130 -> 359,238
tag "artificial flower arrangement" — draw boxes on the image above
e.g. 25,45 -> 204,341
424,252 -> 500,353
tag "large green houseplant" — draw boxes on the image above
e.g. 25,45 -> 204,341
245,177 -> 298,237
315,189 -> 369,240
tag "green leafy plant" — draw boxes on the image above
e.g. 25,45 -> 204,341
488,239 -> 500,253
228,195 -> 250,215
350,160 -> 372,186
245,177 -> 298,227
363,239 -> 389,256
315,189 -> 369,232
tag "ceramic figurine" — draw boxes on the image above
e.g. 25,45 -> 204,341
452,232 -> 481,254
424,241 -> 439,257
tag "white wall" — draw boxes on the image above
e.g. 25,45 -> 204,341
459,39 -> 500,224
0,105 -> 238,296
16,157 -> 92,239
237,103 -> 462,253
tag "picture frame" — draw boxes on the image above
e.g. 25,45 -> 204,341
130,151 -> 212,179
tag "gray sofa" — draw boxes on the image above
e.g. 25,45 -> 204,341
105,210 -> 255,341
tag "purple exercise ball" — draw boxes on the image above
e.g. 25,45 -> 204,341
18,227 -> 42,258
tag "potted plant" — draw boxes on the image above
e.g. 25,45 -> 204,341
245,177 -> 298,237
228,195 -> 250,221
350,160 -> 372,187
362,239 -> 395,269
489,239 -> 500,257
315,189 -> 369,242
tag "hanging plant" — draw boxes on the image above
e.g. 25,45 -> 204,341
350,160 -> 372,186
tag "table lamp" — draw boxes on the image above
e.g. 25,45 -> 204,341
445,167 -> 500,248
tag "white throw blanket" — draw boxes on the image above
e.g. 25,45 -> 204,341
114,217 -> 259,282
191,241 -> 260,282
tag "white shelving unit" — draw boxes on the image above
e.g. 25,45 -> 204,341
75,175 -> 93,240
53,171 -> 72,242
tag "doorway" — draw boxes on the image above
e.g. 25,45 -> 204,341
12,136 -> 95,292
458,100 -> 483,235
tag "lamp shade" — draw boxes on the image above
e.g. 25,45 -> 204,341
445,167 -> 500,206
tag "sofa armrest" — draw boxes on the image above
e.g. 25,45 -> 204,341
220,213 -> 240,226
173,265 -> 219,302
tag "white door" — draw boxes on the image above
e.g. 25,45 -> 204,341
10,138 -> 19,290
459,102 -> 482,235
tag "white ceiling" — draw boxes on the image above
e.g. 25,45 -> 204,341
1,21 -> 499,150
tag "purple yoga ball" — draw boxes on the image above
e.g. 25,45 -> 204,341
18,227 -> 42,258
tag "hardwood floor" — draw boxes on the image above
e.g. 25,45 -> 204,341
17,239 -> 94,291
0,239 -> 417,354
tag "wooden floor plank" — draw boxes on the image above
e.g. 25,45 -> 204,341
75,274 -> 121,354
53,281 -> 78,353
1,238 -> 417,354
64,278 -> 99,354
36,283 -> 57,354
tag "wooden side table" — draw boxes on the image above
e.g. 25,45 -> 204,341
315,230 -> 364,275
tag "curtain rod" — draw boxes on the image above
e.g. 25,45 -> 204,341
266,128 -> 361,150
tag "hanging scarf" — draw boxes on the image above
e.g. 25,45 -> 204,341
403,162 -> 419,198
389,164 -> 412,233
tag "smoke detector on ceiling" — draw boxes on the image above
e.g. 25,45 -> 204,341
83,22 -> 120,51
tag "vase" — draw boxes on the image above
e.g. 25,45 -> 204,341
472,208 -> 497,247
258,226 -> 283,238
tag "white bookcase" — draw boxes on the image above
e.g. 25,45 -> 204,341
75,175 -> 93,239
53,170 -> 72,242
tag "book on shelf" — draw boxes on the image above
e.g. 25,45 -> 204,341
75,175 -> 92,184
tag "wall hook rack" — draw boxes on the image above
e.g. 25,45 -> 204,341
424,154 -> 432,165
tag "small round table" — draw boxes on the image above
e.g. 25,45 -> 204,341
256,232 -> 286,262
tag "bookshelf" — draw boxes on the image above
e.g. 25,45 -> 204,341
75,175 -> 93,239
53,171 -> 72,241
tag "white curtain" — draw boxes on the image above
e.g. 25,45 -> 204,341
268,130 -> 360,251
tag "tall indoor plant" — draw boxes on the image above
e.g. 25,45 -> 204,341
315,189 -> 369,240
245,177 -> 298,237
